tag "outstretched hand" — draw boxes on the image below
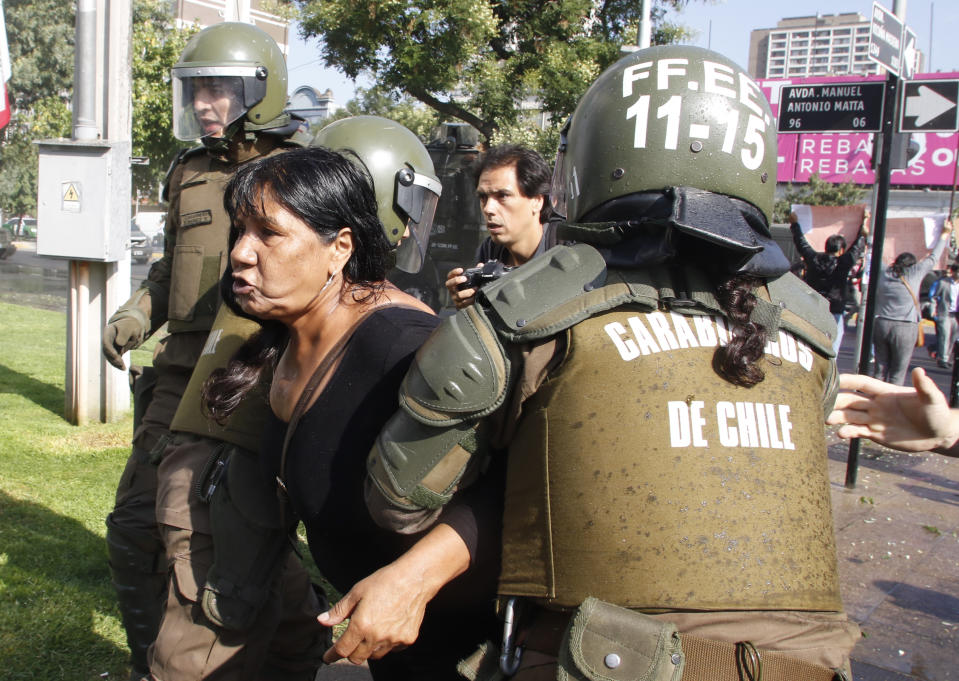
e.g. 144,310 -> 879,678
826,368 -> 959,455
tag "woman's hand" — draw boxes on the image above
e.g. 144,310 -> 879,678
827,368 -> 959,456
318,523 -> 471,665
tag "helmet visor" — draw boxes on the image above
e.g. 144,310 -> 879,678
172,66 -> 266,141
394,171 -> 442,273
550,117 -> 573,219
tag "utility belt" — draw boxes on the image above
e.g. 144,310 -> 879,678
469,598 -> 847,681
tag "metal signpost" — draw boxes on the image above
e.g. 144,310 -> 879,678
777,82 -> 886,133
844,1 -> 907,488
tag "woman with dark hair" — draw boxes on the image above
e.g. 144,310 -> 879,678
202,146 -> 498,680
873,221 -> 953,385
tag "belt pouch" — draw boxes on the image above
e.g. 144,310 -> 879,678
558,598 -> 685,681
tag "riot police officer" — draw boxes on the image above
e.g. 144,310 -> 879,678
366,45 -> 860,681
101,23 -> 315,681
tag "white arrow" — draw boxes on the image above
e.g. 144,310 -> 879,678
902,37 -> 918,79
905,85 -> 956,126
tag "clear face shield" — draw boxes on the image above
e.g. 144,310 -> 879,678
171,66 -> 267,141
393,167 -> 442,273
549,117 -> 573,220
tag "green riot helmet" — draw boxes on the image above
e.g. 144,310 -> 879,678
551,45 -> 781,271
312,116 -> 442,273
171,22 -> 288,142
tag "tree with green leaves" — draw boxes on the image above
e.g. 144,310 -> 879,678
0,0 -> 74,220
131,1 -> 197,201
298,0 -> 692,147
773,174 -> 867,224
322,85 -> 441,140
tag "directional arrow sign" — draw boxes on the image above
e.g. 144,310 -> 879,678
901,27 -> 918,80
899,79 -> 959,132
869,1 -> 903,76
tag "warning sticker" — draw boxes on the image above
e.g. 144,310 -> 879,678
62,182 -> 80,213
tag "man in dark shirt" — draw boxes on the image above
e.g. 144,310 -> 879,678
790,210 -> 870,353
444,145 -> 556,309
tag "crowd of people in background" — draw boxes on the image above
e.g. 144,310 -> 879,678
790,209 -> 959,385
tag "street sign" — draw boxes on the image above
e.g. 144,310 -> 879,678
901,27 -> 919,80
869,1 -> 903,76
899,80 -> 959,132
777,82 -> 885,133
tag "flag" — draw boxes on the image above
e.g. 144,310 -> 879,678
0,0 -> 11,130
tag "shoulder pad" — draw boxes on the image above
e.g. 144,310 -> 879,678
755,272 -> 835,357
257,113 -> 311,148
479,243 -> 607,342
282,126 -> 312,148
400,304 -> 510,426
162,146 -> 204,202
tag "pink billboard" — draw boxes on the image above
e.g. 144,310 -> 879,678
759,73 -> 959,187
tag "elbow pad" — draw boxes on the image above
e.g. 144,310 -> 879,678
366,305 -> 509,530
367,244 -> 610,531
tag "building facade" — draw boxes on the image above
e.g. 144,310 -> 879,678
174,0 -> 288,54
749,13 -> 921,80
287,86 -> 338,126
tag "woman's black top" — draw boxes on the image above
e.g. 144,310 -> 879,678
260,306 -> 500,602
260,305 -> 504,679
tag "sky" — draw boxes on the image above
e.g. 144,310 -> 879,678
285,0 -> 959,106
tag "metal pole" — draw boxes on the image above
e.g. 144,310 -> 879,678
73,0 -> 97,140
637,0 -> 652,49
846,70 -> 900,488
929,2 -> 934,71
949,134 -> 959,217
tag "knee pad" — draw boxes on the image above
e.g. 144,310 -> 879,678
105,516 -> 167,674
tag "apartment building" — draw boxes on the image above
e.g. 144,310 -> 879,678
748,13 -> 916,79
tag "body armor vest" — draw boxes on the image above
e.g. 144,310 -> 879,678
164,133 -> 305,336
498,279 -> 842,613
170,306 -> 267,446
165,152 -> 234,335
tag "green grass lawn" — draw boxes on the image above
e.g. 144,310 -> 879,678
0,302 -> 333,679
0,301 -> 157,680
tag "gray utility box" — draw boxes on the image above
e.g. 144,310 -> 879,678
36,138 -> 131,261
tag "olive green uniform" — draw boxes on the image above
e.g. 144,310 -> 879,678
151,300 -> 325,681
106,131 -> 324,681
367,245 -> 859,680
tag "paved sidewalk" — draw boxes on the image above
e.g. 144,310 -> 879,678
831,322 -> 959,681
828,437 -> 959,681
